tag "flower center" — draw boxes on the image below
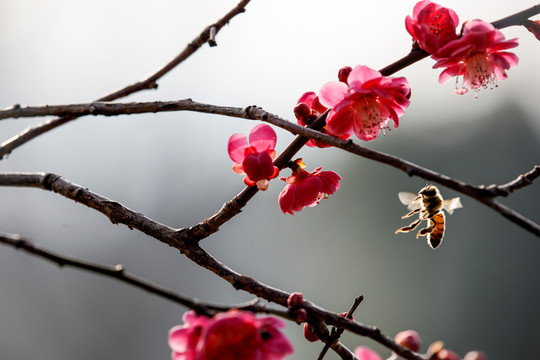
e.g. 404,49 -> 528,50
355,96 -> 389,136
456,53 -> 499,96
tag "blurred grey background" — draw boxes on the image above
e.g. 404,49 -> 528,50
1,0 -> 539,359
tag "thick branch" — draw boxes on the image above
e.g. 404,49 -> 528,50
0,0 -> 251,159
0,172 -> 424,360
9,100 -> 535,236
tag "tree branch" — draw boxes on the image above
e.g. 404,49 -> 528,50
0,172 -> 425,360
0,231 -> 252,316
3,3 -> 538,161
318,296 -> 364,360
0,231 -> 359,360
0,0 -> 251,160
8,100 -> 535,236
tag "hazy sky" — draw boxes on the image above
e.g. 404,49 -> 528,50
1,1 -> 539,359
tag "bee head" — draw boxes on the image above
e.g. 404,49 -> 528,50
419,184 -> 439,198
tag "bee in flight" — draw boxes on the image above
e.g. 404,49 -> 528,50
395,184 -> 462,249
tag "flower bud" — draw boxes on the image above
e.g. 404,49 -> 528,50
293,103 -> 311,122
394,330 -> 421,352
287,292 -> 304,308
338,66 -> 353,84
303,323 -> 319,342
294,308 -> 308,322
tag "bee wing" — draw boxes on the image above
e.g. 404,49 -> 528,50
426,212 -> 445,250
443,197 -> 462,215
398,192 -> 422,211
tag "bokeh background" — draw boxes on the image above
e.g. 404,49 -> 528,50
1,0 -> 539,359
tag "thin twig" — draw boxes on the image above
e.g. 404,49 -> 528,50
0,230 -> 315,322
485,165 -> 540,195
318,296 -> 364,360
0,0 -> 251,159
0,233 -> 219,316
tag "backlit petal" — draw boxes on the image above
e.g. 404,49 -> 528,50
228,133 -> 248,163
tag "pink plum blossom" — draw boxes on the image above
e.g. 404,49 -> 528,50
354,346 -> 383,360
279,162 -> 341,215
228,124 -> 280,190
318,65 -> 411,141
405,0 -> 459,56
168,310 -> 293,360
433,19 -> 519,95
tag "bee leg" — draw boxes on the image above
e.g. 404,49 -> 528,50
395,218 -> 422,234
401,208 -> 421,219
416,218 -> 435,239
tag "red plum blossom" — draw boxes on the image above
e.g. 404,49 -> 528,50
279,163 -> 341,215
405,0 -> 459,56
228,124 -> 280,190
433,19 -> 519,95
318,65 -> 411,142
168,310 -> 293,360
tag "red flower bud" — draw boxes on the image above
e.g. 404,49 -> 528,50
294,308 -> 308,322
303,323 -> 319,342
338,66 -> 353,84
287,292 -> 304,308
293,103 -> 311,123
394,330 -> 421,352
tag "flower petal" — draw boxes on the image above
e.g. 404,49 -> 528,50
279,184 -> 296,214
348,65 -> 382,87
249,124 -> 277,153
228,133 -> 248,163
319,81 -> 348,108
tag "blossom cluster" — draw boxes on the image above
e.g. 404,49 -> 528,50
406,0 -> 519,95
225,0 -> 522,219
228,124 -> 341,215
192,2 -> 528,358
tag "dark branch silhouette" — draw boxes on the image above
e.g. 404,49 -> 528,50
0,0 -> 251,160
1,3 -> 539,360
0,172 -> 424,360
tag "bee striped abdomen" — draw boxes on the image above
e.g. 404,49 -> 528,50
426,212 -> 445,249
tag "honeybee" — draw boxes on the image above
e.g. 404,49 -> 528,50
395,184 -> 462,249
